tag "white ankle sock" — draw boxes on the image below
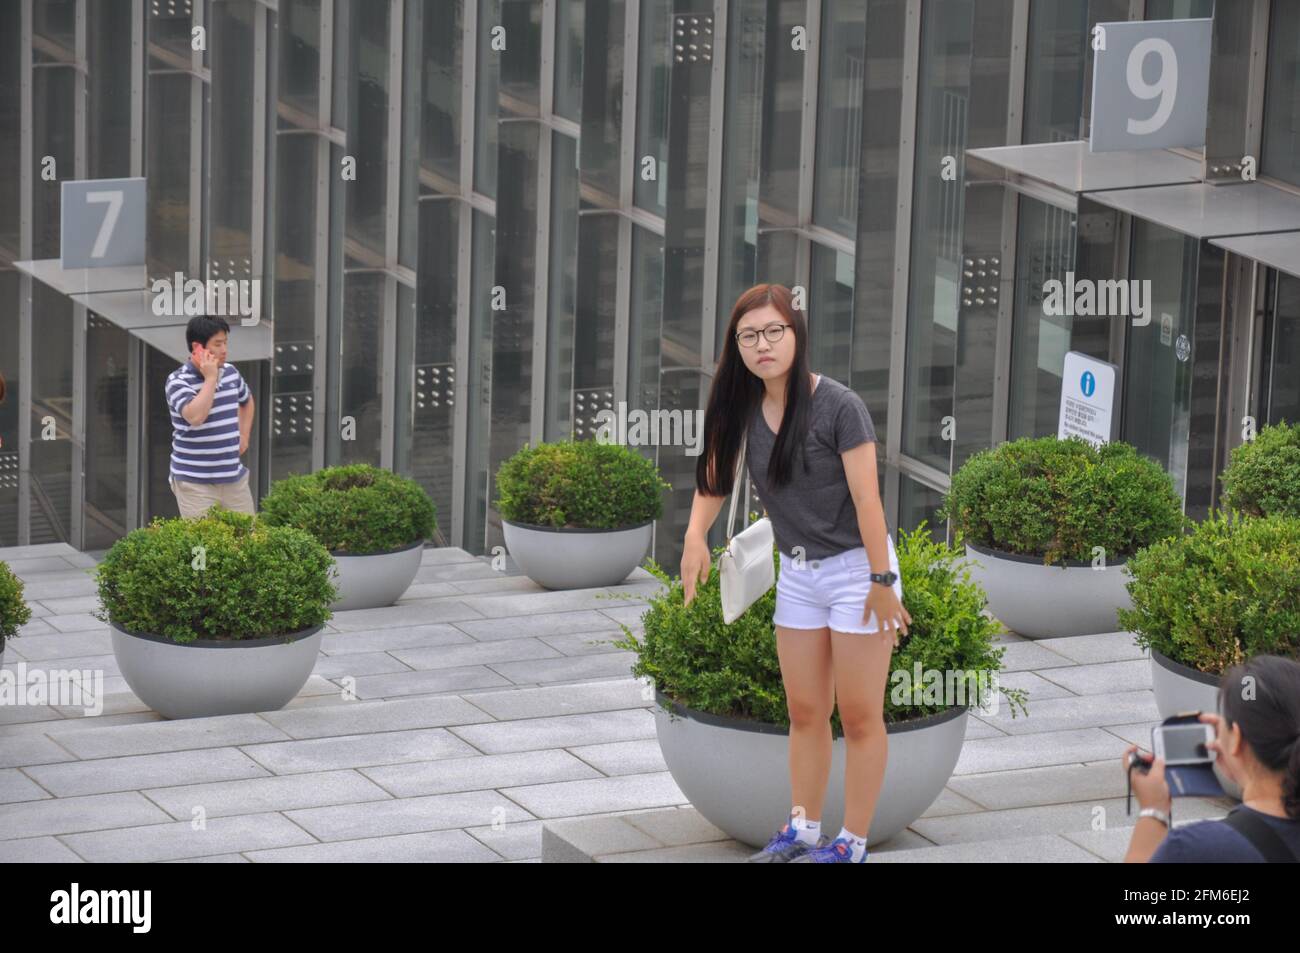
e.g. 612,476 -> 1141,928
836,826 -> 868,861
789,813 -> 821,845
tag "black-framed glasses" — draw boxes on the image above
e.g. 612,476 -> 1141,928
735,323 -> 790,347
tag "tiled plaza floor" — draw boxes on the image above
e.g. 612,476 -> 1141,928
0,542 -> 1234,862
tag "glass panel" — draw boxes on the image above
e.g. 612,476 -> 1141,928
344,0 -> 391,258
574,214 -> 619,391
29,284 -> 74,544
628,226 -> 665,423
499,0 -> 541,117
545,133 -> 579,441
1145,0 -> 1215,19
210,0 -> 256,270
147,0 -> 194,64
420,0 -> 461,191
145,345 -> 180,523
0,0 -> 20,257
1262,271 -> 1300,425
0,272 -> 19,546
465,210 -> 496,553
474,0 -> 501,199
32,65 -> 75,259
1262,0 -> 1300,188
759,0 -> 807,222
1122,220 -> 1196,502
146,72 -> 195,278
716,0 -> 765,336
808,242 -> 854,384
278,0 -> 321,122
554,0 -> 584,123
83,316 -> 129,550
338,273 -> 385,466
87,0 -> 134,179
577,0 -> 624,204
898,475 -> 948,545
634,0 -> 671,214
1023,0 -> 1088,144
812,0 -> 866,237
1008,196 -> 1077,440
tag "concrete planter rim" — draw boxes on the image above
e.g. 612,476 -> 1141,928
328,538 -> 425,558
1151,646 -> 1225,688
964,538 -> 1131,569
502,516 -> 654,535
109,619 -> 326,649
653,687 -> 968,736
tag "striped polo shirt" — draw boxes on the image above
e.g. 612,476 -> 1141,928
165,360 -> 250,484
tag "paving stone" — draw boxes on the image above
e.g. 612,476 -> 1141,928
1033,659 -> 1153,696
486,652 -> 639,686
1039,631 -> 1148,665
35,595 -> 103,615
867,834 -> 1104,863
390,638 -> 563,671
319,623 -> 471,656
309,651 -> 414,679
597,606 -> 650,629
990,669 -> 1078,701
162,853 -> 252,863
15,618 -> 58,637
328,602 -> 486,631
45,614 -> 108,634
52,713 -> 293,759
918,787 -> 985,818
954,727 -> 1133,775
0,542 -> 80,560
1062,826 -> 1142,862
465,819 -> 546,860
19,575 -> 100,602
241,726 -> 480,774
0,836 -> 85,862
347,666 -> 514,699
259,694 -> 495,740
948,761 -> 1129,811
142,769 -> 393,819
994,641 -> 1078,672
25,747 -> 270,797
7,629 -> 113,661
361,749 -> 601,797
538,631 -> 634,656
415,560 -> 509,583
6,556 -> 77,576
0,767 -> 53,804
460,678 -> 650,720
244,828 -> 501,862
0,702 -> 65,727
0,733 -> 78,769
500,771 -> 685,818
567,739 -> 667,776
622,807 -> 732,847
456,589 -> 641,620
418,547 -> 482,566
448,708 -> 654,754
60,812 -> 318,862
1102,721 -> 1164,747
975,690 -> 1160,735
0,792 -> 172,839
285,789 -> 534,841
451,610 -> 622,642
598,841 -> 755,862
0,711 -> 163,739
541,814 -> 662,862
448,576 -> 543,595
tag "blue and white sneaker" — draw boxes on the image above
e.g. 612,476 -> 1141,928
788,835 -> 868,863
745,823 -> 828,863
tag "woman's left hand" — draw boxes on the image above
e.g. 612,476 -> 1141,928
863,584 -> 911,647
1123,744 -> 1172,812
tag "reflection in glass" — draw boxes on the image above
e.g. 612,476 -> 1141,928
1023,0 -> 1088,145
475,0 -> 501,199
554,0 -> 584,123
1262,0 -> 1300,189
899,475 -> 948,545
546,134 -> 580,441
813,0 -> 866,237
499,0 -> 541,117
338,273 -> 385,466
420,0 -> 462,190
635,0 -> 671,214
1260,271 -> 1300,426
466,212 -> 496,552
30,285 -> 73,543
277,0 -> 321,122
84,317 -> 129,550
809,243 -> 854,384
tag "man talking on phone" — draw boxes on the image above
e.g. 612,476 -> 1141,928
164,315 -> 256,518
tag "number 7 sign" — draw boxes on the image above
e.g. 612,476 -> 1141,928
60,177 -> 146,269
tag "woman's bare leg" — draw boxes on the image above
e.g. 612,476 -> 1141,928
830,626 -> 895,836
776,624 -> 835,825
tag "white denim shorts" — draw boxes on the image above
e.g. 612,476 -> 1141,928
773,535 -> 904,635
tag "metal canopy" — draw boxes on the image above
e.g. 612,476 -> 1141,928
12,258 -> 147,295
1208,231 -> 1300,279
129,321 -> 273,365
1085,181 -> 1300,240
965,140 -> 1203,194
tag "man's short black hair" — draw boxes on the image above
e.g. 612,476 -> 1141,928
186,315 -> 231,352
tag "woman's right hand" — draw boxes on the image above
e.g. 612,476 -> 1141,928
681,535 -> 713,606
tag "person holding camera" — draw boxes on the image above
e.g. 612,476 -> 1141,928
1124,654 -> 1300,862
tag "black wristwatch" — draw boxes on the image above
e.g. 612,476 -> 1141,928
869,570 -> 898,586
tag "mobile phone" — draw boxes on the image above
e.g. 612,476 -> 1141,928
1151,722 -> 1215,766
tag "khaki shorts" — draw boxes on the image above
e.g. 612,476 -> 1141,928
170,470 -> 256,519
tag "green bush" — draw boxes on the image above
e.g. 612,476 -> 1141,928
94,507 -> 336,643
940,435 -> 1186,566
1118,512 -> 1300,676
610,523 -> 1027,732
0,561 -> 32,649
495,439 -> 671,529
259,463 -> 437,554
1219,421 -> 1300,520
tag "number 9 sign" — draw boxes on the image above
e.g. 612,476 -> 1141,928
1089,18 -> 1212,153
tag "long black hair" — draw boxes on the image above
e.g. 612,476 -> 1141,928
1219,654 -> 1300,819
696,283 -> 814,497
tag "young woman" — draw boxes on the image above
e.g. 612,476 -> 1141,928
1125,654 -> 1300,863
680,283 -> 911,864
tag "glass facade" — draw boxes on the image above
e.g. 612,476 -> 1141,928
1,0 -> 1298,565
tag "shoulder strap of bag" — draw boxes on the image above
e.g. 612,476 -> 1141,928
1221,807 -> 1299,863
726,429 -> 747,543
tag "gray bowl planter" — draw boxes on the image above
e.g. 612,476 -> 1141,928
963,541 -> 1133,639
1149,648 -> 1242,799
328,539 -> 424,611
110,621 -> 325,720
502,518 -> 652,590
653,689 -> 968,848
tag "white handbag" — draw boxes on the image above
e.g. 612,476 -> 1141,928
718,430 -> 776,624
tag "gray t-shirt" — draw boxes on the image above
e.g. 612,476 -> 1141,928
743,374 -> 878,560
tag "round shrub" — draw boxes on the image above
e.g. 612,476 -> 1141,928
95,507 -> 336,643
940,435 -> 1186,566
259,463 -> 437,554
1118,512 -> 1300,676
610,523 -> 1027,732
495,439 -> 671,529
0,561 -> 32,649
1219,421 -> 1300,519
